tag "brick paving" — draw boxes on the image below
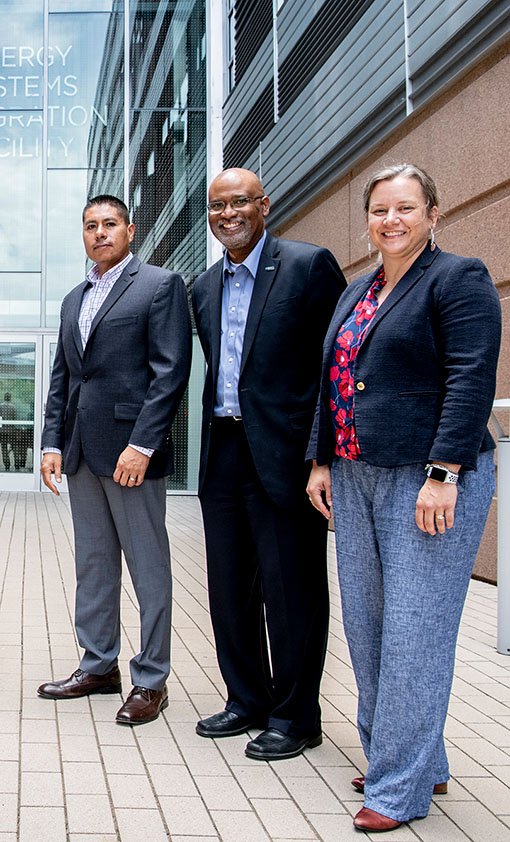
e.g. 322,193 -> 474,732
0,491 -> 509,841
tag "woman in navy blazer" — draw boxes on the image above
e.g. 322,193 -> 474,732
307,164 -> 501,832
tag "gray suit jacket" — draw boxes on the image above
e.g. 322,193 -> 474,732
42,255 -> 192,478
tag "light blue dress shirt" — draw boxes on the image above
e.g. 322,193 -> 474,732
214,232 -> 267,417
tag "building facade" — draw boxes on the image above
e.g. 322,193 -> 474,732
222,0 -> 510,580
0,0 -> 208,492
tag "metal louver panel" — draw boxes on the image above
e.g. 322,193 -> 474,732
279,0 -> 375,116
235,0 -> 273,85
223,81 -> 274,169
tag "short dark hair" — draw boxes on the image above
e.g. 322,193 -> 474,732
83,195 -> 130,225
363,164 -> 439,214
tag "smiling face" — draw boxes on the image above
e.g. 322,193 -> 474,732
83,204 -> 135,276
208,168 -> 270,263
367,175 -> 438,271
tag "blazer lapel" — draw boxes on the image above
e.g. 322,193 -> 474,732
361,245 -> 440,345
325,274 -> 374,347
85,257 -> 138,348
240,236 -> 280,373
70,281 -> 89,360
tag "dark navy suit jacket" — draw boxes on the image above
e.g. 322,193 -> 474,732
42,255 -> 192,478
307,246 -> 501,471
192,232 -> 346,507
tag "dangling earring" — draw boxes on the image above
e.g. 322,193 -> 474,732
430,228 -> 436,251
367,232 -> 372,258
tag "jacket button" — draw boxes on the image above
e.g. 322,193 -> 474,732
356,381 -> 365,391
82,375 -> 88,382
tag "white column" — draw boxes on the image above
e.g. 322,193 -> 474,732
124,0 -> 131,210
206,0 -> 225,267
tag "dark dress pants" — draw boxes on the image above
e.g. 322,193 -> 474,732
199,418 -> 329,737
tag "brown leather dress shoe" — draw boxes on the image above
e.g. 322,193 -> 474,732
353,807 -> 401,832
115,685 -> 168,725
351,775 -> 448,795
37,667 -> 122,699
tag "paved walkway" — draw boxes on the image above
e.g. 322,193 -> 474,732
0,492 -> 509,841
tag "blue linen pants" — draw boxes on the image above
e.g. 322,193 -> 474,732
330,450 -> 495,822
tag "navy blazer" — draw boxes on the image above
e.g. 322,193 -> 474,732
192,232 -> 346,507
42,255 -> 192,478
306,246 -> 501,470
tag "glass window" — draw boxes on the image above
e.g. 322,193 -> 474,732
46,168 -> 124,327
0,0 -> 44,110
146,150 -> 154,176
48,11 -> 124,168
0,274 -> 40,327
0,0 -> 206,492
0,112 -> 42,272
50,0 -> 118,11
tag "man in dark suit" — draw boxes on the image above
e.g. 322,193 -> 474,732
38,195 -> 192,725
192,168 -> 346,759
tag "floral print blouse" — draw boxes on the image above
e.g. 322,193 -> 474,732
330,268 -> 386,460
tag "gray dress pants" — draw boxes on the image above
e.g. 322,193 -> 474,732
67,459 -> 172,690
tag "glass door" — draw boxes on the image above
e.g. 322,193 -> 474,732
41,335 -> 68,493
0,336 -> 42,490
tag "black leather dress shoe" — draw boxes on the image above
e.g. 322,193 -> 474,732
196,710 -> 259,738
245,727 -> 322,760
37,667 -> 122,699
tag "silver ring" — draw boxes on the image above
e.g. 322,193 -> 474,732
436,514 -> 445,520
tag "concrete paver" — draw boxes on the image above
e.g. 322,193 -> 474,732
0,492 -> 508,840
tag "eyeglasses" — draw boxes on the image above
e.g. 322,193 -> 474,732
207,196 -> 264,213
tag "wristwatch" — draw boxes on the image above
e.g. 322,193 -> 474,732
425,463 -> 459,484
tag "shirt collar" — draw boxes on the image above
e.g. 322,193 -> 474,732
86,252 -> 133,285
223,231 -> 267,280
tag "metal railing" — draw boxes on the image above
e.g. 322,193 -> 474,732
490,399 -> 510,656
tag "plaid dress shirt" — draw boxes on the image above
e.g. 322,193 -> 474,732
78,253 -> 134,348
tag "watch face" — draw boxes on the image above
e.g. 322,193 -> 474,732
428,466 -> 447,482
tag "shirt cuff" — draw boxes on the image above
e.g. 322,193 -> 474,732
129,443 -> 154,458
42,447 -> 62,455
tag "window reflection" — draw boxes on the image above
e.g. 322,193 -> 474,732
0,0 -> 43,110
48,11 -> 123,168
0,343 -> 35,473
128,0 -> 206,276
0,114 -> 42,272
46,168 -> 123,326
50,0 -> 117,10
0,274 -> 40,327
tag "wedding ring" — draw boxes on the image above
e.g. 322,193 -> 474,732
436,514 -> 445,520
129,477 -> 136,482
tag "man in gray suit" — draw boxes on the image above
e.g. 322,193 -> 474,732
38,195 -> 192,725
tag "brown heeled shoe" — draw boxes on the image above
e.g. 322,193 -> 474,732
351,775 -> 448,795
353,807 -> 401,832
